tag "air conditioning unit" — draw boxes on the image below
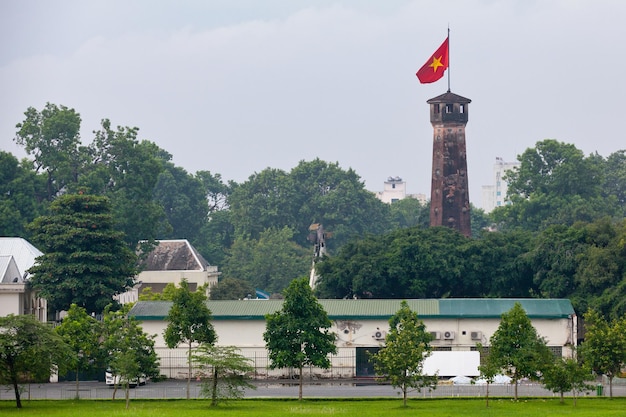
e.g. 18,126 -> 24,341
429,331 -> 441,340
372,330 -> 386,340
471,331 -> 483,340
443,331 -> 455,340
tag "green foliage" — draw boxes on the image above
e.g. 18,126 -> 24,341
485,302 -> 553,400
371,301 -> 436,407
164,279 -> 217,399
139,283 -> 177,301
223,227 -> 310,294
86,120 -> 172,246
580,309 -> 626,398
495,140 -> 623,231
192,344 -> 256,406
0,151 -> 47,237
0,314 -> 72,408
263,278 -> 337,400
102,306 -> 160,408
14,103 -> 84,199
55,304 -> 104,398
210,277 -> 256,300
315,226 -> 471,299
27,193 -> 138,314
228,159 -> 393,251
542,355 -> 593,404
388,197 -> 429,229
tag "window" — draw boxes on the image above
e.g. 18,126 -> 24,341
460,104 -> 465,113
434,104 -> 440,113
445,104 -> 453,113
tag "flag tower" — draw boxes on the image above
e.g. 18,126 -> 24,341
417,33 -> 472,237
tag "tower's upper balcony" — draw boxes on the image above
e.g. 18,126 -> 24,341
427,91 -> 471,124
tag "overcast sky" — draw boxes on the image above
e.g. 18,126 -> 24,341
1,0 -> 625,209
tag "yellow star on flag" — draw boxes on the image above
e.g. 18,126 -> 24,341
429,55 -> 444,72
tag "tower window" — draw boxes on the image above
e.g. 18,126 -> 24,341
434,104 -> 440,114
445,104 -> 453,113
460,104 -> 465,114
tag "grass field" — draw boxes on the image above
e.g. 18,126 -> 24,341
1,398 -> 625,416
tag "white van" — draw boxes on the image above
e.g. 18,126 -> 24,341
105,370 -> 146,387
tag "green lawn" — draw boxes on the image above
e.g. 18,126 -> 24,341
1,398 -> 625,416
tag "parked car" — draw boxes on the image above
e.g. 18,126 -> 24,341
105,370 -> 146,388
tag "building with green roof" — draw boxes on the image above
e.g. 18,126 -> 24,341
129,298 -> 577,379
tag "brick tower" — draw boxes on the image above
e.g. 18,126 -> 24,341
427,91 -> 471,237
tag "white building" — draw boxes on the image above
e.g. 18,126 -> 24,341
0,237 -> 47,321
117,239 -> 220,304
129,298 -> 577,379
481,157 -> 520,213
375,176 -> 427,205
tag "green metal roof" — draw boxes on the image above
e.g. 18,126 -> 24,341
129,298 -> 574,321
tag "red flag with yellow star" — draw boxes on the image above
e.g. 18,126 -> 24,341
416,37 -> 449,84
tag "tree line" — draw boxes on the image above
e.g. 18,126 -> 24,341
3,103 -> 626,318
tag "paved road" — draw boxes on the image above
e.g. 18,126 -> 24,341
2,379 -> 624,401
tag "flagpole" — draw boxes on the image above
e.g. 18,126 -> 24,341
447,26 -> 451,92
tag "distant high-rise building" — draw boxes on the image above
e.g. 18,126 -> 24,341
427,91 -> 472,237
481,157 -> 520,213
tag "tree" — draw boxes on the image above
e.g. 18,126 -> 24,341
371,301 -> 436,407
209,277 -> 255,300
542,355 -> 592,405
192,344 -> 256,406
580,309 -> 626,398
103,307 -> 160,409
152,164 -> 209,242
388,197 -> 429,229
486,302 -> 552,400
315,226 -> 470,299
27,193 -> 138,315
0,151 -> 47,238
164,279 -> 217,399
495,140 -> 617,231
228,160 -> 393,251
0,314 -> 71,408
476,343 -> 501,408
263,277 -> 337,400
84,119 -> 171,246
223,227 -> 310,294
14,103 -> 85,199
55,304 -> 103,399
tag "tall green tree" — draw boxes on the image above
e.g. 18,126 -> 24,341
263,277 -> 337,400
223,227 -> 310,294
0,151 -> 47,237
28,193 -> 137,315
0,314 -> 71,409
192,344 -> 256,406
580,309 -> 626,398
228,160 -> 393,252
152,165 -> 209,242
494,140 -> 617,231
55,304 -> 104,399
371,300 -> 436,407
14,103 -> 85,199
84,119 -> 170,246
164,279 -> 217,399
485,302 -> 553,400
103,307 -> 160,409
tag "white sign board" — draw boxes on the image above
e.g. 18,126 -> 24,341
423,351 -> 481,377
